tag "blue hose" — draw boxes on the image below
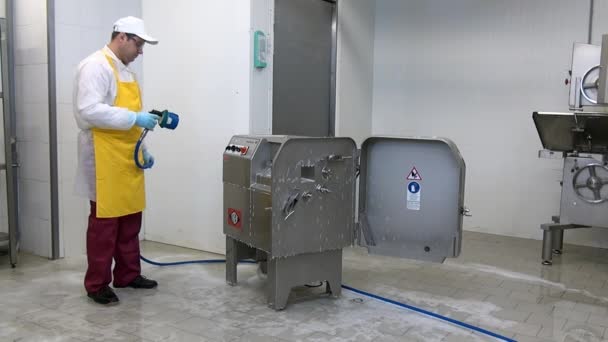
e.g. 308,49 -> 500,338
134,128 -> 152,169
140,256 -> 515,342
341,285 -> 516,342
140,255 -> 255,266
134,110 -> 180,169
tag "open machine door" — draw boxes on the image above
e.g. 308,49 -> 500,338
358,136 -> 466,263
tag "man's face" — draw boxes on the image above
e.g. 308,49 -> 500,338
119,33 -> 145,65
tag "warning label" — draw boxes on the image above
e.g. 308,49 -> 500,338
407,167 -> 422,180
407,181 -> 421,211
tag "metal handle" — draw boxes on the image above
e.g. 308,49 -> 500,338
461,207 -> 472,217
282,192 -> 301,220
580,64 -> 601,104
326,154 -> 352,161
316,184 -> 332,194
0,162 -> 17,170
572,163 -> 608,204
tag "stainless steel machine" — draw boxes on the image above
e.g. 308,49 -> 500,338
223,135 -> 467,309
534,34 -> 608,265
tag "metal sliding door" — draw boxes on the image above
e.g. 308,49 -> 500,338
272,0 -> 336,137
0,13 -> 19,267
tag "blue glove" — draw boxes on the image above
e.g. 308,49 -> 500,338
134,111 -> 158,130
143,150 -> 154,168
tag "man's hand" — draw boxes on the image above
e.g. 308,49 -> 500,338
143,150 -> 154,168
135,112 -> 158,130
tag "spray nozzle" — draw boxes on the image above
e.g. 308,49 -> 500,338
150,109 -> 179,130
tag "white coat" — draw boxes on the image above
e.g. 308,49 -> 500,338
73,45 -> 146,201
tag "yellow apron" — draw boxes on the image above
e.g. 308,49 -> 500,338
92,55 -> 146,218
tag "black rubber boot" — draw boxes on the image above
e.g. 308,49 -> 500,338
116,275 -> 158,289
87,286 -> 119,305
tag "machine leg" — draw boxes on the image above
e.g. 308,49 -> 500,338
226,237 -> 239,286
540,222 -> 591,266
266,249 -> 343,310
259,261 -> 268,275
552,229 -> 564,255
267,258 -> 291,310
325,272 -> 342,299
542,230 -> 553,265
256,249 -> 268,274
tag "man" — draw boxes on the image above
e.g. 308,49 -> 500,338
74,16 -> 160,305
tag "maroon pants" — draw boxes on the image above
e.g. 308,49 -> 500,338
84,201 -> 142,293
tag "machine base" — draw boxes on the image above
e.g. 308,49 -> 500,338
226,236 -> 342,310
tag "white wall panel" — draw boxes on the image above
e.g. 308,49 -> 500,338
142,0 -> 251,254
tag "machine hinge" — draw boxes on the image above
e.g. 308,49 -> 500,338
461,206 -> 472,217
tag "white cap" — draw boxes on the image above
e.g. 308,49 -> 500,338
113,16 -> 158,45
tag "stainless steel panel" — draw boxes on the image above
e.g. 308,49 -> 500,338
272,0 -> 334,137
250,138 -> 278,187
222,136 -> 259,187
569,43 -> 601,108
359,137 -> 466,263
223,155 -> 252,187
560,156 -> 608,227
599,35 -> 608,104
271,137 -> 357,257
533,111 -> 608,153
250,186 -> 272,252
223,183 -> 251,243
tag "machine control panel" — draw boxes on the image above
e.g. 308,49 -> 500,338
225,144 -> 249,155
